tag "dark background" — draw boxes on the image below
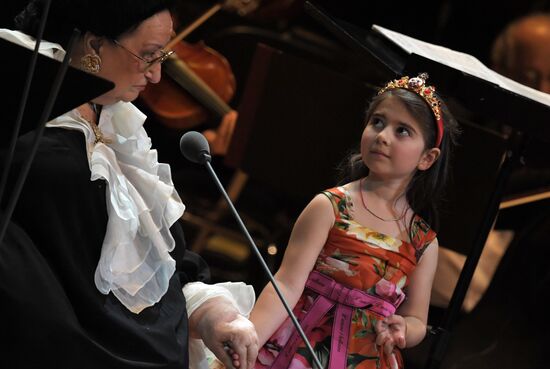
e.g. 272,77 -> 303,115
3,1 -> 550,368
4,0 -> 550,67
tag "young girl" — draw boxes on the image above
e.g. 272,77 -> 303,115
250,73 -> 460,369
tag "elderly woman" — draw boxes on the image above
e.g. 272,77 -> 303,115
0,0 -> 257,368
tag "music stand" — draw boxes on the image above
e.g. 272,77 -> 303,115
0,37 -> 114,147
0,36 -> 114,245
303,2 -> 550,369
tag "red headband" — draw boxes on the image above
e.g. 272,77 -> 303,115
378,73 -> 444,148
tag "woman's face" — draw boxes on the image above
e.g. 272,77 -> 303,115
93,10 -> 173,105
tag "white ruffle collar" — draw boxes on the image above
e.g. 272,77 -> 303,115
47,102 -> 185,313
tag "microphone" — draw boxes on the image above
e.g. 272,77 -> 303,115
179,131 -> 322,369
179,131 -> 211,165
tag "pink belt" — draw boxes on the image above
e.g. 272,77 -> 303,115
270,271 -> 399,369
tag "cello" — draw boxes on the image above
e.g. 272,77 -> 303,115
139,40 -> 236,130
139,4 -> 236,131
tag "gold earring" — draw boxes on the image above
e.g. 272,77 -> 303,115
80,53 -> 102,73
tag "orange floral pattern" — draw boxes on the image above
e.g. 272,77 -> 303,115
254,187 -> 436,369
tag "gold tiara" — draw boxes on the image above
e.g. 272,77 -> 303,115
378,73 -> 444,147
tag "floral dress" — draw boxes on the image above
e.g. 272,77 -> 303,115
255,186 -> 436,369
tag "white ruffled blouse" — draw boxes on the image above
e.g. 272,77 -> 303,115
48,102 -> 186,313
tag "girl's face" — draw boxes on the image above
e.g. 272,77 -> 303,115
91,10 -> 173,105
361,95 -> 440,182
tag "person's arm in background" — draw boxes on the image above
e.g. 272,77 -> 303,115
203,110 -> 238,156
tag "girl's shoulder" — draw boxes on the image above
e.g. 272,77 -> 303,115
320,185 -> 346,199
320,181 -> 358,200
410,214 -> 437,255
319,182 -> 360,221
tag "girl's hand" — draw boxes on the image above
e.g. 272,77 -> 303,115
375,315 -> 407,369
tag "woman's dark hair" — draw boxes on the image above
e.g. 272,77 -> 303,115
14,0 -> 175,48
337,88 -> 461,232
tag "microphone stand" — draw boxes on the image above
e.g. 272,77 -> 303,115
201,156 -> 323,369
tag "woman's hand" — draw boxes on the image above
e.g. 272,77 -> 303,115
202,110 -> 237,156
375,314 -> 407,369
190,297 -> 258,369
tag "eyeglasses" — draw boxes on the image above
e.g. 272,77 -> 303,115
113,40 -> 174,70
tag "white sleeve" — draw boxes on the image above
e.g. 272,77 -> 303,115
183,281 -> 256,369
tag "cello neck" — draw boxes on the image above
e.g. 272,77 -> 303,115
163,54 -> 232,118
